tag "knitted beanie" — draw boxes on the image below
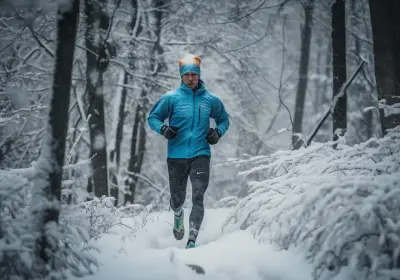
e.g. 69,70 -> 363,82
178,54 -> 201,77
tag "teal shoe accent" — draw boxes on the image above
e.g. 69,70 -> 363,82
185,240 -> 196,249
173,210 -> 184,240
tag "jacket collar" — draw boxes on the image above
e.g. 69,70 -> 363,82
180,79 -> 206,95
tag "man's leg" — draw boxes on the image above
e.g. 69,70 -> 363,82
187,156 -> 210,245
167,158 -> 190,240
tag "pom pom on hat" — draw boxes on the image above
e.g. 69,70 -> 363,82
178,54 -> 201,77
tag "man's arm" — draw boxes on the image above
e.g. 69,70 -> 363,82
210,97 -> 229,136
147,94 -> 171,135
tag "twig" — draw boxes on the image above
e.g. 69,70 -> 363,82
63,154 -> 97,170
123,169 -> 167,194
65,115 -> 91,165
9,4 -> 55,58
211,0 -> 267,25
28,26 -> 55,58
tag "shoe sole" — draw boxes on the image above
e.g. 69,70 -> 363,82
173,228 -> 184,240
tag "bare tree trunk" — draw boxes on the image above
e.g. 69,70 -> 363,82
109,71 -> 128,205
346,0 -> 374,144
123,0 -> 141,204
292,0 -> 314,149
318,41 -> 333,142
369,0 -> 400,135
332,0 -> 347,140
313,33 -> 333,144
313,33 -> 323,116
85,0 -> 109,197
125,95 -> 146,203
31,0 -> 78,276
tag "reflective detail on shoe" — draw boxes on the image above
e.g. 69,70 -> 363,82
186,240 -> 196,249
188,224 -> 199,242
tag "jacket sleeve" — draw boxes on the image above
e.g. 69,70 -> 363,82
210,97 -> 229,137
147,94 -> 171,135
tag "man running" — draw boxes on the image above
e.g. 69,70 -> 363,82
147,54 -> 230,248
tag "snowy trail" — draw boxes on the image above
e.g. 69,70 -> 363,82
71,208 -> 312,280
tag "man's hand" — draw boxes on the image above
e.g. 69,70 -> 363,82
161,125 -> 178,140
207,128 -> 220,145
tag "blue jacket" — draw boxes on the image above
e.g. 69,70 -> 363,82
147,80 -> 229,159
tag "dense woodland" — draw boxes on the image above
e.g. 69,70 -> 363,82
0,0 -> 399,279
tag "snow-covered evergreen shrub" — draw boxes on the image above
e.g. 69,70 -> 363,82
0,171 -> 32,279
0,169 -> 122,279
224,127 -> 400,280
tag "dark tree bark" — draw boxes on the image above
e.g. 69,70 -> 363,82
331,0 -> 347,140
369,0 -> 400,135
114,76 -> 127,179
125,94 -> 146,203
31,0 -> 79,276
292,0 -> 314,150
110,72 -> 128,205
85,0 -> 109,197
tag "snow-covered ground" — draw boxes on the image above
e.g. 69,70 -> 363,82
71,208 -> 312,280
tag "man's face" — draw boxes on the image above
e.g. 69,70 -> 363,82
182,73 -> 199,90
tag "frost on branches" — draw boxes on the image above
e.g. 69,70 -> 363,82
224,127 -> 400,280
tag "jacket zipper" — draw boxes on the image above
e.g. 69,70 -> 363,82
188,93 -> 195,158
198,107 -> 200,125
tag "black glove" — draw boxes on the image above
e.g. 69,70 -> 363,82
207,128 -> 221,145
161,125 -> 178,140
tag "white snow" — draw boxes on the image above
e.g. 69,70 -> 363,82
93,133 -> 106,150
89,70 -> 100,86
276,127 -> 289,134
69,208 -> 312,280
363,106 -> 377,112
